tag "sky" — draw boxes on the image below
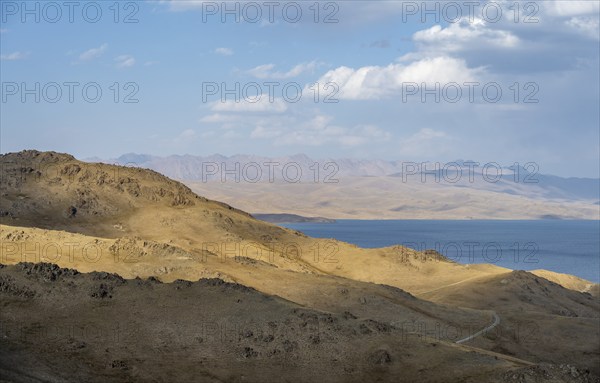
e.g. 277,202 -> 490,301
1,0 -> 599,177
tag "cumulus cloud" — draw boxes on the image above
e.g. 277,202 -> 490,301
543,1 -> 600,17
199,113 -> 243,123
115,55 -> 135,68
247,61 -> 320,79
79,43 -> 108,61
413,18 -> 520,53
210,96 -> 288,113
316,56 -> 484,100
566,17 -> 600,40
309,0 -> 599,91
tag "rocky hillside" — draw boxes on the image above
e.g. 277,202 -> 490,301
3,263 -> 597,383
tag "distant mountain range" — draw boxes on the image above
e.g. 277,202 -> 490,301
87,153 -> 600,220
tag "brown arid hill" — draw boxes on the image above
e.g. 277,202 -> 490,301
3,262 -> 586,383
418,270 -> 600,374
1,150 -> 599,383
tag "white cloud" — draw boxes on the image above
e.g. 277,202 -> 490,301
247,61 -> 320,79
317,56 -> 483,100
543,1 -> 600,17
199,113 -> 243,123
0,29 -> 8,34
389,2 -> 599,75
115,55 -> 136,68
79,43 -> 108,61
215,47 -> 234,56
0,51 -> 27,61
413,19 -> 520,53
247,64 -> 275,78
566,17 -> 600,40
210,96 -> 288,113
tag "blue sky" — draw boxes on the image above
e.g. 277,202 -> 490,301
1,0 -> 599,177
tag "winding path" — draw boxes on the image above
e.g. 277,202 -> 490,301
456,312 -> 501,344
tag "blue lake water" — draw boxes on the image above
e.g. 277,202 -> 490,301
281,220 -> 600,283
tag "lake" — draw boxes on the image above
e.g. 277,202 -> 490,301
281,220 -> 600,283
